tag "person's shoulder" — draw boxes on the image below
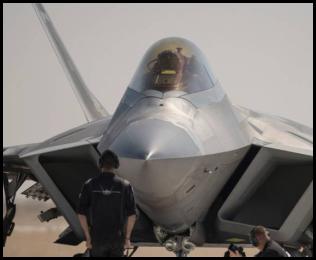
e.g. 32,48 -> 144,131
269,240 -> 285,250
83,176 -> 98,186
114,175 -> 130,187
84,178 -> 93,185
265,241 -> 288,257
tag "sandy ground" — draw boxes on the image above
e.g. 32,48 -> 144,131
3,182 -> 258,257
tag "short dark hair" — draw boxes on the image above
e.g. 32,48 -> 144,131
99,150 -> 120,169
252,225 -> 270,239
250,225 -> 270,246
253,226 -> 268,236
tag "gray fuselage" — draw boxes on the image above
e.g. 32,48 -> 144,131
98,81 -> 251,234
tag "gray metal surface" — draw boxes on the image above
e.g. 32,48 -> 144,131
117,147 -> 249,234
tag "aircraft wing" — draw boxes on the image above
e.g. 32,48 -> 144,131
234,104 -> 312,153
203,105 -> 313,246
3,143 -> 38,178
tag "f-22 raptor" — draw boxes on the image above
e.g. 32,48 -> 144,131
3,3 -> 313,257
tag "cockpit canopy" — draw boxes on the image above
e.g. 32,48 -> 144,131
129,37 -> 216,94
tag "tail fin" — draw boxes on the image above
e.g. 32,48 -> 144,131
32,3 -> 108,122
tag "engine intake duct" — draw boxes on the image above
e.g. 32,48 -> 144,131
217,146 -> 313,244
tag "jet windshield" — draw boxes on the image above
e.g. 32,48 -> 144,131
129,37 -> 216,94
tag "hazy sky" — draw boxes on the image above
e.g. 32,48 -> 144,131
3,3 -> 313,146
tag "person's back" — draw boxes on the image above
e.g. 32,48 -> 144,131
77,150 -> 137,257
80,173 -> 133,245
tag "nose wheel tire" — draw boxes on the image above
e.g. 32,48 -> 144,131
175,250 -> 187,257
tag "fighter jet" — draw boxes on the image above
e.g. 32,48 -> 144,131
3,3 -> 313,257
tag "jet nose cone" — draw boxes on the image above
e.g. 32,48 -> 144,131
109,119 -> 201,160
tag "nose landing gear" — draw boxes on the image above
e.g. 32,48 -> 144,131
154,226 -> 196,257
164,236 -> 195,257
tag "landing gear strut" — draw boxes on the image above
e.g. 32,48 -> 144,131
175,249 -> 187,257
3,172 -> 27,247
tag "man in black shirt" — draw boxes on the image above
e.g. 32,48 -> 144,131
77,150 -> 137,257
250,226 -> 290,257
228,226 -> 290,257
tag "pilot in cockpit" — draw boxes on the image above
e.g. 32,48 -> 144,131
144,47 -> 209,93
145,48 -> 187,92
130,38 -> 215,94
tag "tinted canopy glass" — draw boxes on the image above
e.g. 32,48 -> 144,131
129,37 -> 216,94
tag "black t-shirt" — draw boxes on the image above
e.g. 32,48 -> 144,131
255,240 -> 290,257
77,172 -> 136,245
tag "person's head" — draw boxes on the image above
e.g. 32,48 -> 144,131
250,226 -> 271,250
98,150 -> 120,172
